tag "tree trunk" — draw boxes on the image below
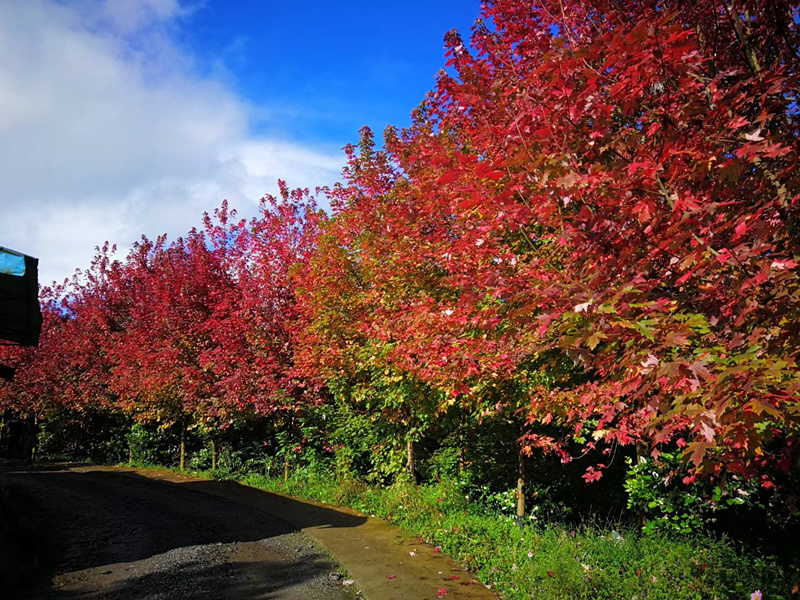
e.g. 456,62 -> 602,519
406,439 -> 417,482
180,425 -> 186,471
458,426 -> 465,473
128,445 -> 133,466
211,437 -> 217,471
88,416 -> 95,460
516,450 -> 526,527
30,414 -> 38,466
636,441 -> 648,465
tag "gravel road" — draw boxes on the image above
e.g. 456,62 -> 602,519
1,468 -> 356,600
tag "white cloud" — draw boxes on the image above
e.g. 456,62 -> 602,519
96,0 -> 184,34
0,0 -> 344,286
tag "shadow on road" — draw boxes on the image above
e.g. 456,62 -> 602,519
1,465 -> 363,599
170,476 -> 368,531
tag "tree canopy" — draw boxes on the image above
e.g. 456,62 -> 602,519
2,0 -> 799,501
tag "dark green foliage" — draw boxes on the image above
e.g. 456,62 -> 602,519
126,422 -> 182,466
624,451 -> 760,536
38,407 -> 131,464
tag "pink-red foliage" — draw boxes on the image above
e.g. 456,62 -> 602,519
295,0 -> 800,482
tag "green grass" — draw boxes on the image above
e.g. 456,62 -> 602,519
233,469 -> 796,599
125,460 -> 797,599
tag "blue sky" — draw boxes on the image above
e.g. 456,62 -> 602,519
0,0 -> 482,285
180,0 -> 481,146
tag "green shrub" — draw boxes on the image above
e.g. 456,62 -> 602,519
126,423 -> 178,466
624,451 -> 759,536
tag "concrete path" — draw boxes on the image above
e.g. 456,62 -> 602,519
73,465 -> 499,600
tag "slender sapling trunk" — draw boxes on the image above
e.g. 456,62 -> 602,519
516,449 -> 526,528
406,439 -> 417,483
180,425 -> 186,471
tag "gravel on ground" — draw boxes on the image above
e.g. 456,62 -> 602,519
0,467 -> 356,600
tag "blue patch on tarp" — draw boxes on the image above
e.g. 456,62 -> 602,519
0,248 -> 26,277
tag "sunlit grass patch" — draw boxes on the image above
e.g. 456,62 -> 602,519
220,467 -> 797,600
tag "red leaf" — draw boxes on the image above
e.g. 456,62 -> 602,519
582,466 -> 604,482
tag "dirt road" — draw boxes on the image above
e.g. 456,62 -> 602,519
1,467 -> 355,600
3,465 -> 500,600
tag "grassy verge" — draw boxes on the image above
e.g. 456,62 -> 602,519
128,461 -> 796,600
0,484 -> 57,599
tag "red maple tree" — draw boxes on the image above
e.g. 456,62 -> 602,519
295,0 -> 800,485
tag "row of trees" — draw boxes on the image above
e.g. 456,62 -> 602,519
0,194 -> 318,469
2,0 -> 799,528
